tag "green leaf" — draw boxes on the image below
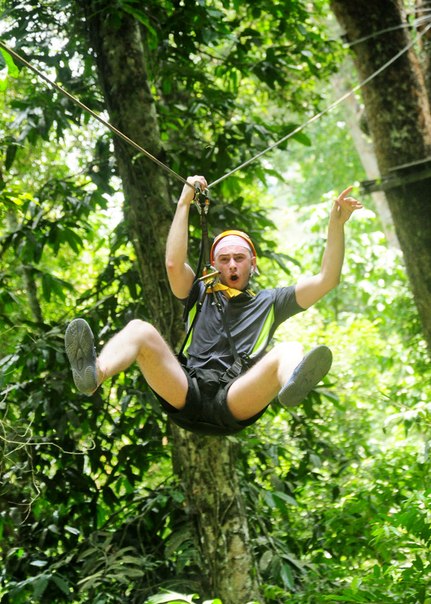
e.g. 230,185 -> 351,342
0,47 -> 20,77
280,563 -> 294,589
51,574 -> 71,595
5,142 -> 18,171
120,3 -> 158,39
40,271 -> 74,301
273,490 -> 298,506
292,130 -> 312,146
33,574 -> 49,599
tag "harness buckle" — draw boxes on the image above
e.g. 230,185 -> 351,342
221,354 -> 251,383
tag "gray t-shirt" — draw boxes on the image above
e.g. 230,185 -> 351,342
183,282 -> 304,372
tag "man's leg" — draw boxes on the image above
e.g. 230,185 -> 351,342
65,318 -> 188,409
227,342 -> 332,421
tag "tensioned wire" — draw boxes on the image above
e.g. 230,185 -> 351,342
1,17 -> 431,193
347,12 -> 431,47
207,19 -> 431,189
0,40 -> 193,188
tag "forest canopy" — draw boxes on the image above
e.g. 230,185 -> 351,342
0,1 -> 430,603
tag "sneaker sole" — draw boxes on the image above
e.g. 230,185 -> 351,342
278,345 -> 332,408
65,318 -> 97,395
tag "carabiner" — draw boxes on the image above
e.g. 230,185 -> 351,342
194,183 -> 210,215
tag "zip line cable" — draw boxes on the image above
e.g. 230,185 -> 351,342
207,19 -> 431,190
348,14 -> 431,47
0,40 -> 193,191
1,18 -> 431,194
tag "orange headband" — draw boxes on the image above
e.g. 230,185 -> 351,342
210,230 -> 257,264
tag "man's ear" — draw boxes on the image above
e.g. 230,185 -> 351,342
251,256 -> 259,276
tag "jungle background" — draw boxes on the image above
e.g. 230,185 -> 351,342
1,1 -> 430,603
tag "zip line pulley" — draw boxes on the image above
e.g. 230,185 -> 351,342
193,183 -> 213,278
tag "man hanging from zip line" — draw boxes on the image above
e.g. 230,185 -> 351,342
65,175 -> 363,436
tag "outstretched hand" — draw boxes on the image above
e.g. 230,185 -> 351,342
333,186 -> 363,223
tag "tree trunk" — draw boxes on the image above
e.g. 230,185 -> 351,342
416,0 -> 431,102
172,431 -> 261,602
78,0 -> 175,338
7,212 -> 43,323
77,2 -> 262,601
330,0 -> 431,354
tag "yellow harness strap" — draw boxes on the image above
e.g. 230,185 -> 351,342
207,283 -> 255,299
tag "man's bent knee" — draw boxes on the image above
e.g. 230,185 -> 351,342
124,319 -> 163,349
271,341 -> 304,360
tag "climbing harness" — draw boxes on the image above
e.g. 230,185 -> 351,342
177,186 -> 256,379
213,289 -> 253,382
177,279 -> 253,382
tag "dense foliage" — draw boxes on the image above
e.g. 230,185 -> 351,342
1,1 -> 430,603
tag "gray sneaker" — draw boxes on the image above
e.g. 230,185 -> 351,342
278,345 -> 332,408
65,318 -> 97,395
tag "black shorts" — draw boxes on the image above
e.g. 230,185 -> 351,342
154,365 -> 268,436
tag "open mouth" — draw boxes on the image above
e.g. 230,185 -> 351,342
230,275 -> 239,282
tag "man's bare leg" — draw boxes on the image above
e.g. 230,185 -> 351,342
227,342 -> 332,421
66,318 -> 188,409
227,342 -> 304,420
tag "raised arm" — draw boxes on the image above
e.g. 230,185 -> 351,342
166,175 -> 208,299
295,186 -> 363,310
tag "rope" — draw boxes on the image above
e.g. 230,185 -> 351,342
206,19 -> 431,190
0,40 -> 194,191
2,17 -> 431,193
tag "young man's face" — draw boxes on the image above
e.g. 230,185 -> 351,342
213,245 -> 256,290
